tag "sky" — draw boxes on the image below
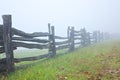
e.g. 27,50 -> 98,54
0,0 -> 120,36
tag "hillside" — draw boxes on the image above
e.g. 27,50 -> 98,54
0,40 -> 120,80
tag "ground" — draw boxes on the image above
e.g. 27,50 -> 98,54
0,40 -> 120,80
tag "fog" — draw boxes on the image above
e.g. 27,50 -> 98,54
0,0 -> 120,36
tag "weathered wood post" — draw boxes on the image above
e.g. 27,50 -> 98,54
69,27 -> 75,51
80,28 -> 84,47
67,26 -> 70,40
0,25 -> 4,53
93,31 -> 97,43
93,31 -> 101,43
97,31 -> 101,42
2,15 -> 14,72
80,28 -> 87,47
48,23 -> 56,57
100,32 -> 104,42
48,23 -> 52,56
86,32 -> 91,45
67,26 -> 70,51
51,26 -> 56,55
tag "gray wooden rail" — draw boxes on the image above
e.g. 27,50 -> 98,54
0,15 -> 109,73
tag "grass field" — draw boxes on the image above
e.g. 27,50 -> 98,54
0,40 -> 120,80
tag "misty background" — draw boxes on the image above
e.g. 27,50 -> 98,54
0,0 -> 120,36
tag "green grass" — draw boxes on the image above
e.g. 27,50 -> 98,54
1,40 -> 120,80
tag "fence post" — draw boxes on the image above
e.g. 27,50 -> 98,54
2,15 -> 14,72
51,26 -> 56,55
69,27 -> 75,51
100,32 -> 104,42
67,26 -> 70,40
97,31 -> 101,42
67,26 -> 70,51
48,23 -> 56,57
48,23 -> 52,56
86,32 -> 91,45
93,31 -> 97,43
80,28 -> 87,47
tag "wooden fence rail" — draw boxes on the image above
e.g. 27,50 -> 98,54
54,36 -> 68,39
55,40 -> 69,45
12,37 -> 49,43
12,28 -> 50,37
13,42 -> 49,49
0,15 -> 109,73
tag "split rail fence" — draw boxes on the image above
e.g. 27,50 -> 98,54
0,15 -> 109,73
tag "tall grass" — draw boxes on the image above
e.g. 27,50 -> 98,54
1,40 -> 120,80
